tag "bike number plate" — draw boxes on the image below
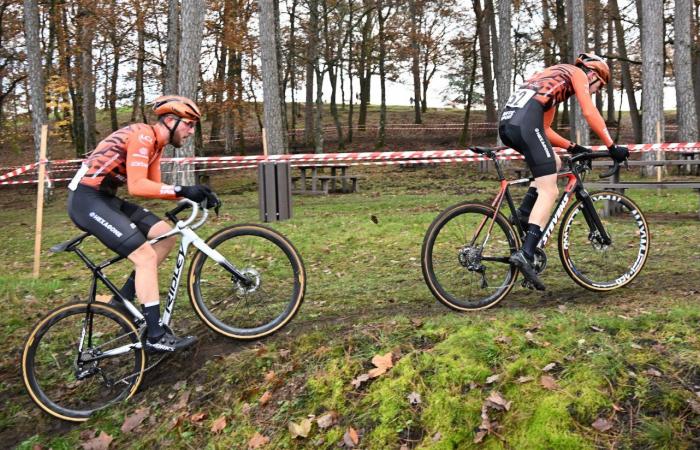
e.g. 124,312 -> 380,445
505,89 -> 536,108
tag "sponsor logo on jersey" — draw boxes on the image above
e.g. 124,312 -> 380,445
139,134 -> 153,144
130,161 -> 149,168
501,110 -> 515,121
89,211 -> 123,237
139,147 -> 149,155
160,185 -> 176,195
133,153 -> 149,159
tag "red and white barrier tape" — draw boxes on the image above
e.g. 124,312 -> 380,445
2,143 -> 699,186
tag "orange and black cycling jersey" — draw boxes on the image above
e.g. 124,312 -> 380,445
77,124 -> 178,199
518,63 -> 613,148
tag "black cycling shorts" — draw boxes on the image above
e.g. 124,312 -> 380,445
498,100 -> 557,178
67,184 -> 161,257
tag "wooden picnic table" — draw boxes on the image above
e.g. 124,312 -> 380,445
292,164 -> 359,194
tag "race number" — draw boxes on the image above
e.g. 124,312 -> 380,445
505,89 -> 536,108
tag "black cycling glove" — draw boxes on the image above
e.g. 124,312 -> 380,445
567,143 -> 589,155
175,184 -> 219,208
608,144 -> 630,162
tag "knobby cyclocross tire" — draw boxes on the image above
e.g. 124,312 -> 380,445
22,302 -> 145,422
188,224 -> 306,339
558,191 -> 650,291
422,202 -> 520,311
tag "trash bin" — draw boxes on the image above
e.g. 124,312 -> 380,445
258,161 -> 292,222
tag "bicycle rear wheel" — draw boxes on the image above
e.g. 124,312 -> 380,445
558,191 -> 650,291
421,202 -> 520,311
188,224 -> 306,339
22,302 -> 145,422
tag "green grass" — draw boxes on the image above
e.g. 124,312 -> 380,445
2,164 -> 700,448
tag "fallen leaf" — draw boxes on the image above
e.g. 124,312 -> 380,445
278,349 -> 291,358
612,403 -> 625,412
486,391 -> 512,411
370,214 -> 379,224
517,376 -> 534,384
190,411 -> 207,423
170,412 -> 187,430
351,373 -> 370,388
432,432 -> 442,442
248,432 -> 269,449
525,331 -> 536,342
317,411 -> 338,429
540,375 -> 559,390
630,343 -> 643,349
485,374 -> 501,385
174,390 -> 190,410
255,346 -> 268,356
473,429 -> 488,444
644,368 -> 662,377
173,380 -> 187,390
241,402 -> 252,415
495,335 -> 512,344
591,417 -> 614,432
590,325 -> 604,332
264,371 -> 276,382
542,363 -> 557,372
557,305 -> 567,313
410,318 -> 423,327
288,418 -> 312,438
343,427 -> 360,447
210,415 -> 227,434
407,392 -> 422,406
80,430 -> 97,441
81,431 -> 113,450
259,391 -> 272,405
368,352 -> 394,378
121,407 -> 149,433
688,399 -> 700,414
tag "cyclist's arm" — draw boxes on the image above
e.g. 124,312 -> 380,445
126,140 -> 178,199
572,69 -> 614,147
543,108 -> 573,149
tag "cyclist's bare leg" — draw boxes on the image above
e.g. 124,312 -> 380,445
147,221 -> 176,265
128,243 -> 159,304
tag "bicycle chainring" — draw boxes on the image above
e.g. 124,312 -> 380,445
532,248 -> 548,274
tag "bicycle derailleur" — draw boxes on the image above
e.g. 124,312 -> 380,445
458,245 -> 489,289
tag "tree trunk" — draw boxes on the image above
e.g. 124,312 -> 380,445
376,0 -> 390,149
609,0 -> 641,142
288,0 -> 298,143
674,0 -> 698,141
593,0 -> 603,111
322,0 -> 344,149
304,0 -> 318,147
172,0 -> 205,185
495,0 -> 511,117
473,0 -> 496,122
79,4 -> 97,151
640,0 -> 664,175
210,2 -> 230,142
259,0 -> 287,155
23,0 -> 49,162
131,2 -> 146,123
694,2 -> 700,133
569,0 -> 589,145
274,0 -> 289,139
460,40 -> 478,146
165,0 -> 179,94
347,0 -> 354,143
357,0 -> 373,130
409,0 -> 421,124
606,10 -> 616,123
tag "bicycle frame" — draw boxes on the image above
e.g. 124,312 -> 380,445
76,200 -> 250,361
475,154 -> 611,254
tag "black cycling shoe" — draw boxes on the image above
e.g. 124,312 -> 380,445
144,331 -> 197,353
509,250 -> 546,291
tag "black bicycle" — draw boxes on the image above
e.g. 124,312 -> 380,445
22,199 -> 306,421
421,148 -> 649,311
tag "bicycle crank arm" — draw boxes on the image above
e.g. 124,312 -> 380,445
80,342 -> 142,363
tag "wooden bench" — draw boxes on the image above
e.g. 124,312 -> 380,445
291,174 -> 360,194
586,181 -> 700,219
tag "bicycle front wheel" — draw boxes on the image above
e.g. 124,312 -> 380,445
188,224 -> 306,340
558,191 -> 650,291
421,202 -> 520,311
22,302 -> 145,422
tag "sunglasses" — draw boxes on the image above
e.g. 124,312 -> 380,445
179,119 -> 196,129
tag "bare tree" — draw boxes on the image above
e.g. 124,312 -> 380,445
78,3 -> 97,152
472,0 -> 496,122
569,0 -> 588,145
640,0 -> 664,176
174,0 -> 205,185
259,0 -> 288,154
674,0 -> 698,141
165,0 -> 179,94
408,0 -> 422,124
23,0 -> 48,161
495,0 -> 511,117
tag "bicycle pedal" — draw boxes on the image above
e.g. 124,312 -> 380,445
521,279 -> 535,290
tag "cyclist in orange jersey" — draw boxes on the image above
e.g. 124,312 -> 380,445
67,95 -> 218,352
498,53 -> 629,290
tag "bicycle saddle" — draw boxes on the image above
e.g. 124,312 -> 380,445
50,232 -> 90,253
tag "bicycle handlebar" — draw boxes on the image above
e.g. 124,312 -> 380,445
568,150 -> 627,179
165,199 -> 208,229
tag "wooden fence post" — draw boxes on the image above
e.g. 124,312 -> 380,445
33,124 -> 48,278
